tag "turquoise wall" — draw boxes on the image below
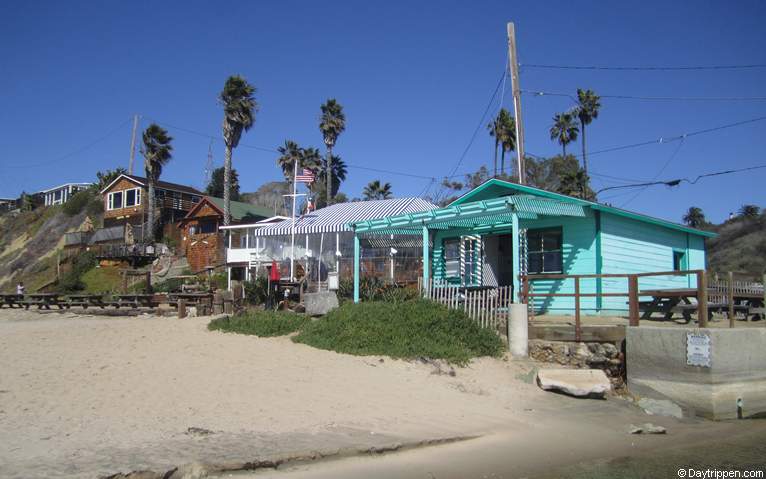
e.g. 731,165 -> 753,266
429,208 -> 707,315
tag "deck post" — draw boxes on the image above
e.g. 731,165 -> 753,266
511,212 -> 520,302
697,270 -> 708,328
574,276 -> 581,342
628,275 -> 639,326
353,232 -> 360,303
728,271 -> 735,328
422,225 -> 430,298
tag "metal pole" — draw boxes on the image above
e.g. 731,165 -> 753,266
507,22 -> 526,184
128,114 -> 139,175
290,158 -> 298,280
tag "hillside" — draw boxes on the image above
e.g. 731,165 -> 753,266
705,212 -> 766,280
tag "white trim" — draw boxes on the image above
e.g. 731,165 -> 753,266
37,182 -> 92,194
107,191 -> 124,210
99,174 -> 142,194
218,216 -> 290,230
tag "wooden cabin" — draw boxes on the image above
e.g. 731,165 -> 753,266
178,196 -> 272,273
99,174 -> 203,236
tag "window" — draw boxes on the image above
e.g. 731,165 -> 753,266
107,191 -> 123,210
527,228 -> 563,274
199,220 -> 217,234
673,250 -> 686,271
443,239 -> 460,278
125,188 -> 141,207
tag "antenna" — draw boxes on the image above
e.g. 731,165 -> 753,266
204,140 -> 214,188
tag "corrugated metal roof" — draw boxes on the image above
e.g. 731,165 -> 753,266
206,197 -> 272,221
251,198 -> 437,236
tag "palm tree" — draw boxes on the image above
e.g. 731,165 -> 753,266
487,115 -> 502,177
575,89 -> 601,176
141,124 -> 173,241
550,112 -> 579,157
300,147 -> 323,172
739,204 -> 761,218
499,111 -> 517,177
362,180 -> 392,200
314,154 -> 347,207
276,140 -> 303,181
220,75 -> 257,225
319,99 -> 346,204
682,207 -> 706,228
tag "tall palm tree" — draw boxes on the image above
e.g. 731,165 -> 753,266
362,180 -> 392,200
220,75 -> 257,225
487,115 -> 502,177
499,111 -> 517,177
141,124 -> 173,242
575,88 -> 601,176
314,154 -> 347,207
682,207 -> 706,228
319,99 -> 346,204
300,147 -> 323,172
276,140 -> 303,181
739,204 -> 761,218
550,112 -> 579,158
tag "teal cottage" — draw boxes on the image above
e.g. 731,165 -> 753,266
349,179 -> 715,315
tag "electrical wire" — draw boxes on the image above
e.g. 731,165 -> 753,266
619,138 -> 686,207
523,89 -> 766,102
520,63 -> 766,71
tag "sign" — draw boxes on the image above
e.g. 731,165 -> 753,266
687,332 -> 711,367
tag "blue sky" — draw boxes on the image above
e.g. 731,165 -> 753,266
1,0 -> 764,223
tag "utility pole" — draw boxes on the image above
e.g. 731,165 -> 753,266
128,114 -> 139,174
204,140 -> 214,189
507,22 -> 526,184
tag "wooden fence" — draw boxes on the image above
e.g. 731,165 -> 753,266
420,279 -> 512,332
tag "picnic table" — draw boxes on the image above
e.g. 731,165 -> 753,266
168,292 -> 213,307
24,293 -> 65,310
65,294 -> 106,309
112,293 -> 156,309
0,293 -> 24,308
639,288 -> 758,322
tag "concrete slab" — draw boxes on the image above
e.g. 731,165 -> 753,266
537,369 -> 611,399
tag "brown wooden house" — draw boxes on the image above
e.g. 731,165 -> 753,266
178,196 -> 272,272
100,174 -> 204,237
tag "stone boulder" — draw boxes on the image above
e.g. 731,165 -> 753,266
537,369 -> 611,399
303,292 -> 339,316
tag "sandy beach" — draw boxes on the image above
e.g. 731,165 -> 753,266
1,309 -> 764,478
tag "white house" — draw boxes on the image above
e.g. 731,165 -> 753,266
38,183 -> 93,206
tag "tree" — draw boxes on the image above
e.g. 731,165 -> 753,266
141,124 -> 173,241
558,168 -> 595,200
220,75 -> 257,226
319,99 -> 346,204
276,140 -> 303,181
313,154 -> 348,208
488,109 -> 516,177
575,89 -> 601,176
205,166 -> 240,201
487,114 -> 501,177
241,181 -> 290,216
96,167 -> 127,190
683,207 -> 706,228
739,204 -> 761,218
550,112 -> 579,157
362,180 -> 392,200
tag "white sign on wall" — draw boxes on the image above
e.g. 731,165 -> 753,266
687,332 -> 711,367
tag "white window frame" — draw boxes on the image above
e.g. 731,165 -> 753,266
107,191 -> 124,210
124,188 -> 141,208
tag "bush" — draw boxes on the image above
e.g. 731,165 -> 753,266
337,277 -> 418,302
244,276 -> 269,305
59,252 -> 97,292
86,196 -> 104,217
210,272 -> 227,291
152,277 -> 185,293
62,190 -> 92,217
293,300 -> 504,365
208,310 -> 308,337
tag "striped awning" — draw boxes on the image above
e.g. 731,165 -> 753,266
250,197 -> 437,236
351,194 -> 586,233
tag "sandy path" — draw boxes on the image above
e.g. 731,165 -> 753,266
0,309 -> 543,478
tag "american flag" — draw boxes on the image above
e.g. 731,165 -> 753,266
295,168 -> 315,183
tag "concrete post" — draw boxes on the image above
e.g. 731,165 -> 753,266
508,303 -> 528,358
178,299 -> 187,319
353,232 -> 360,303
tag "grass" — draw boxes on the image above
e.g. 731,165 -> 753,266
292,300 -> 504,366
81,266 -> 123,293
208,310 -> 309,337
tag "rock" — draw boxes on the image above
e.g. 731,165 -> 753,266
537,369 -> 611,398
602,343 -> 619,356
586,355 -> 609,367
628,423 -> 667,434
167,462 -> 210,479
574,343 -> 591,358
186,427 -> 214,436
303,292 -> 339,316
638,398 -> 684,419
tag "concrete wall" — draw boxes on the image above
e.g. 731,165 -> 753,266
627,326 -> 766,420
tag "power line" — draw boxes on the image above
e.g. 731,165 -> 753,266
0,118 -> 133,169
523,89 -> 766,102
345,164 -> 435,181
620,138 -> 685,207
521,63 -> 766,71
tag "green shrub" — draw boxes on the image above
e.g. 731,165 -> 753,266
208,310 -> 308,337
86,196 -> 104,217
244,276 -> 269,305
293,300 -> 504,365
152,277 -> 185,293
59,252 -> 97,292
210,272 -> 228,290
337,277 -> 418,302
62,190 -> 92,217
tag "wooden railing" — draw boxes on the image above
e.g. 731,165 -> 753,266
521,270 -> 707,342
709,272 -> 765,327
421,279 -> 513,333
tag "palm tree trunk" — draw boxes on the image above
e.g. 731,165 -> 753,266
147,178 -> 155,242
223,144 -> 232,226
493,141 -> 498,177
581,124 -> 588,176
326,145 -> 333,204
500,148 -> 505,177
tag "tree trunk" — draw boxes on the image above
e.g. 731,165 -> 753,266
500,148 -> 505,177
326,145 -> 333,205
223,144 -> 232,226
147,176 -> 155,242
493,140 -> 498,177
581,123 -> 588,176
